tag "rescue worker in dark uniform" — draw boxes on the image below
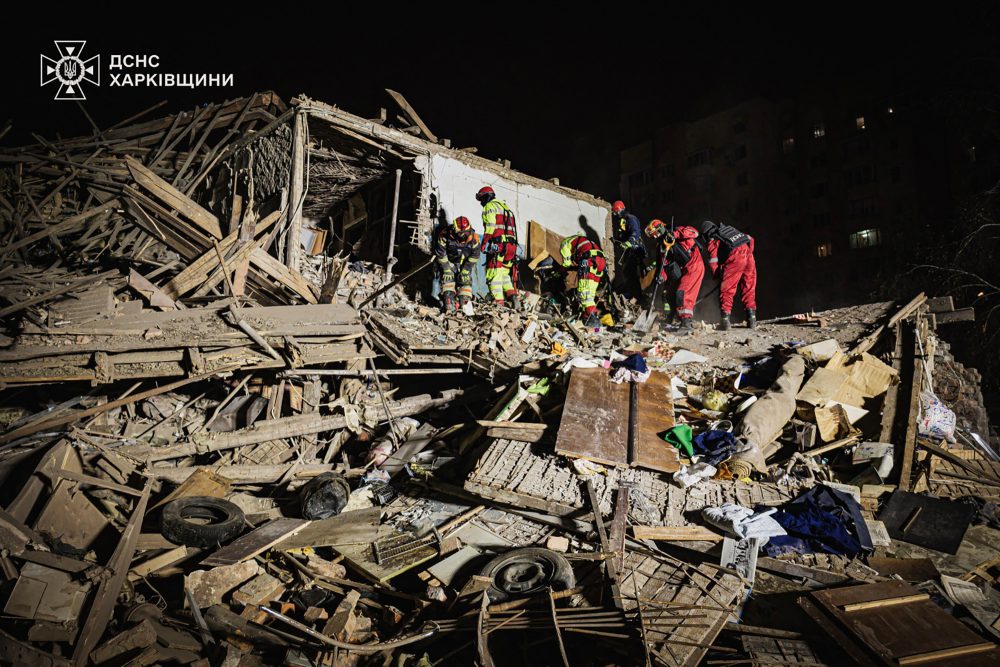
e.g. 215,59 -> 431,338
699,220 -> 757,330
434,216 -> 481,314
476,185 -> 520,309
645,219 -> 704,334
611,200 -> 646,303
560,234 -> 607,327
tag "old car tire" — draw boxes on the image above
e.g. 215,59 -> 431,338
478,547 -> 576,602
161,496 -> 245,548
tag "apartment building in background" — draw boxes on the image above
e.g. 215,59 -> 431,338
618,91 -> 989,315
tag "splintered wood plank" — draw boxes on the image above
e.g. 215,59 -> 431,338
555,368 -> 678,472
125,156 -> 222,239
201,518 -> 309,568
250,248 -> 318,303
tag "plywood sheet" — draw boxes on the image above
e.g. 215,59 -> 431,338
804,581 -> 1000,666
555,368 -> 679,472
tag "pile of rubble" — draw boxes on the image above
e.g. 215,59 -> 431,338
1,94 -> 998,666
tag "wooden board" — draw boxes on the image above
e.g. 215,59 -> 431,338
555,368 -> 679,473
802,581 -> 1000,666
275,509 -> 381,551
201,518 -> 309,568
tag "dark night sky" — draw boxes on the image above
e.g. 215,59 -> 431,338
3,8 -> 996,198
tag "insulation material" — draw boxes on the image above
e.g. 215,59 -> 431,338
798,338 -> 842,363
736,354 -> 806,471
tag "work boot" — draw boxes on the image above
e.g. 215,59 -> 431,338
506,293 -> 521,311
747,309 -> 757,329
584,312 -> 601,328
676,318 -> 694,335
442,292 -> 456,314
719,313 -> 731,331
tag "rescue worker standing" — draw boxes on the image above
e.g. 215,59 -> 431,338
698,220 -> 757,330
560,234 -> 606,327
645,219 -> 704,334
611,200 -> 646,302
476,186 -> 520,309
434,216 -> 481,314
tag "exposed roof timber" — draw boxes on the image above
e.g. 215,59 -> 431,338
292,95 -> 609,209
385,88 -> 438,143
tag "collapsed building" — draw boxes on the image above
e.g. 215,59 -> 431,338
0,91 -> 998,666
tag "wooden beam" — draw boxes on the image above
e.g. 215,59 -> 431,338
250,248 -> 318,303
385,89 -> 438,143
285,111 -> 306,271
935,307 -> 975,324
125,156 -> 222,239
72,482 -> 151,666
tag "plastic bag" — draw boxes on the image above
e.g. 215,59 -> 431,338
917,391 -> 957,443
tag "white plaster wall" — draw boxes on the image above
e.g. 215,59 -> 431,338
416,154 -> 610,299
421,154 -> 609,248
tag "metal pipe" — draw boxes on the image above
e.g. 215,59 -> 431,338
259,606 -> 438,653
385,168 -> 402,281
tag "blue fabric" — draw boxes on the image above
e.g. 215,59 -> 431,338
691,430 -> 739,466
762,486 -> 872,557
614,353 -> 648,374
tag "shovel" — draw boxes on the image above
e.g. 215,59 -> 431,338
634,280 -> 663,333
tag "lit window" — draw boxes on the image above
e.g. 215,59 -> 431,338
887,106 -> 894,114
856,116 -> 866,130
813,123 -> 826,139
782,137 -> 795,153
816,242 -> 833,258
849,228 -> 881,249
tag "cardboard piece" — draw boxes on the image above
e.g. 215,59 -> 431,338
796,367 -> 865,407
815,403 -> 852,442
846,353 -> 898,397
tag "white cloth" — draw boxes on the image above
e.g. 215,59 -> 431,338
701,503 -> 787,541
673,463 -> 717,488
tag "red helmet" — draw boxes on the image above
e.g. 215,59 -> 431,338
612,200 -> 626,214
451,216 -> 472,239
645,219 -> 667,238
476,186 -> 496,204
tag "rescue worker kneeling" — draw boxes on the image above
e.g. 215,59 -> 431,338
645,219 -> 704,334
434,216 -> 481,314
560,234 -> 606,328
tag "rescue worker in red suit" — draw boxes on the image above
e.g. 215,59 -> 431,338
476,186 -> 520,309
559,234 -> 606,328
645,219 -> 704,334
434,216 -> 480,314
698,220 -> 757,330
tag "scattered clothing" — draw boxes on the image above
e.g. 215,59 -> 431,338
662,424 -> 694,458
691,429 -> 741,466
763,485 -> 873,557
702,503 -> 787,542
610,353 -> 650,384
